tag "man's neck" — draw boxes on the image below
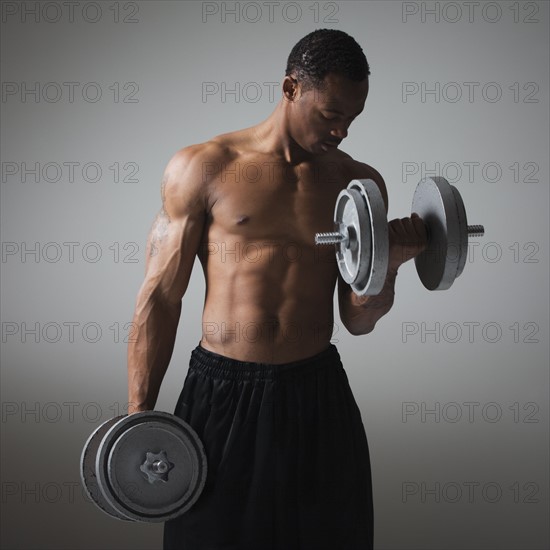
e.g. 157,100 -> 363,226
252,101 -> 313,165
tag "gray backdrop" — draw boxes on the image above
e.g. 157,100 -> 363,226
1,1 -> 548,549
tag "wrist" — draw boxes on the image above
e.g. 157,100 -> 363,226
388,263 -> 400,276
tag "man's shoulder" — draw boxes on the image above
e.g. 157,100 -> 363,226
165,136 -> 239,183
336,151 -> 388,211
169,138 -> 234,168
335,151 -> 380,179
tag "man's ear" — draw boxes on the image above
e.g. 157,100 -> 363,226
282,75 -> 300,102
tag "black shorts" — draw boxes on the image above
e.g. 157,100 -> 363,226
163,343 -> 373,550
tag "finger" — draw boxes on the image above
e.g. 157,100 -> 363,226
411,216 -> 428,238
388,219 -> 404,234
411,215 -> 426,230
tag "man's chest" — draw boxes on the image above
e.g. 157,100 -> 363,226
205,155 -> 350,243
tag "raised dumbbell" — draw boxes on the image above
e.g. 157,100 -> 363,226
80,411 -> 207,522
315,176 -> 484,295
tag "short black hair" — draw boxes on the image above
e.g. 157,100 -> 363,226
285,29 -> 370,92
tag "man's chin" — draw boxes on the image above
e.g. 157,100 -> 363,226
303,142 -> 336,156
319,142 -> 338,153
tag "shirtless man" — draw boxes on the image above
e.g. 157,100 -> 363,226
128,29 -> 427,550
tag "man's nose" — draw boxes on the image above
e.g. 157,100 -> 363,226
330,125 -> 348,140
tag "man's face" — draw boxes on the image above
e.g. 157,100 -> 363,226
287,72 -> 369,155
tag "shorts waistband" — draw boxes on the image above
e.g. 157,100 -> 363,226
189,342 -> 342,381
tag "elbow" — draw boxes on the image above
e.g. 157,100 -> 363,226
134,283 -> 182,321
343,318 -> 376,336
340,306 -> 374,336
351,326 -> 376,336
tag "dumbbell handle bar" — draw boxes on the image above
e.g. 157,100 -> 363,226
315,223 -> 484,246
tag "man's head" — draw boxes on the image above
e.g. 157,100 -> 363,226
282,29 -> 370,155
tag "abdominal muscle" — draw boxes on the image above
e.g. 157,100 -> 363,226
198,237 -> 338,364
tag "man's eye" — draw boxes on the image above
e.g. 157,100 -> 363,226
321,113 -> 337,120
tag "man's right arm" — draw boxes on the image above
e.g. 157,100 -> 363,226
127,145 -> 210,413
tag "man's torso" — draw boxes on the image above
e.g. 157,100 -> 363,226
194,127 -> 376,363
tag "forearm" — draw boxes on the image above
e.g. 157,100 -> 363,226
127,289 -> 181,412
342,266 -> 399,335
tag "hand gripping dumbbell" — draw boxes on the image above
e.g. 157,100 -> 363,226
80,411 -> 207,522
314,176 -> 485,295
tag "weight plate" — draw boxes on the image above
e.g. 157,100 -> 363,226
412,177 -> 468,290
348,179 -> 389,295
95,411 -> 207,522
80,415 -> 131,521
450,185 -> 468,279
334,188 -> 370,285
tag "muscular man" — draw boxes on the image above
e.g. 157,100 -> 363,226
128,29 -> 427,550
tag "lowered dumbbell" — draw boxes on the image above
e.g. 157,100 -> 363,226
80,411 -> 207,522
315,176 -> 484,295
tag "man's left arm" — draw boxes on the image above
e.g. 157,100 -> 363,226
338,258 -> 399,336
336,163 -> 426,335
